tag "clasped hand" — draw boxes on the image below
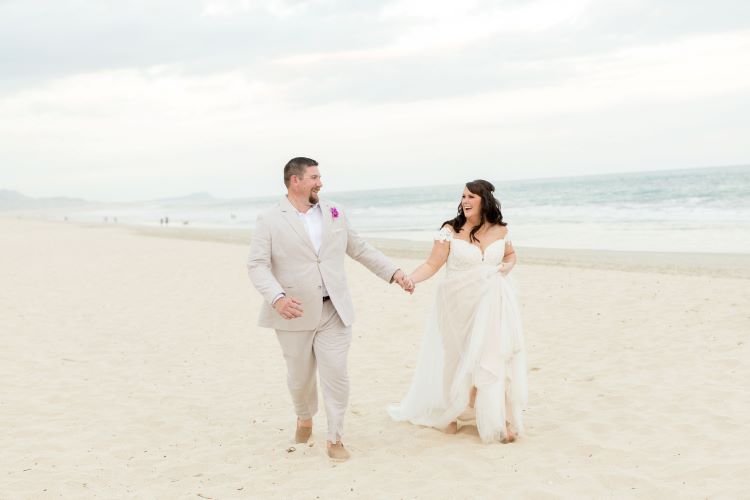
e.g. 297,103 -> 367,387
393,269 -> 415,294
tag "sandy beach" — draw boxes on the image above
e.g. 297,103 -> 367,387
2,216 -> 749,499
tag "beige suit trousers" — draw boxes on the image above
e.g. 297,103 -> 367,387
275,300 -> 352,443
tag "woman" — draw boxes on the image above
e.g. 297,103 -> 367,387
389,180 -> 528,443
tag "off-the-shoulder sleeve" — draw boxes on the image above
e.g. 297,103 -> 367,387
434,226 -> 453,242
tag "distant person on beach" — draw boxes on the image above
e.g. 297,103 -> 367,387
248,157 -> 413,461
388,180 -> 528,443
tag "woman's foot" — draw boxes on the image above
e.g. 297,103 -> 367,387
501,421 -> 517,444
445,421 -> 458,434
458,406 -> 476,421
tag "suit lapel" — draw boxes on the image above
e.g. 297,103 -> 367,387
279,196 -> 316,254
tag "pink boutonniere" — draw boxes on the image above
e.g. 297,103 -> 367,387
330,206 -> 340,219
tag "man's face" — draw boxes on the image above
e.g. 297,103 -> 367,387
294,166 -> 323,204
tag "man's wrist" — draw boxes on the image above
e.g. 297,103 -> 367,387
272,293 -> 286,307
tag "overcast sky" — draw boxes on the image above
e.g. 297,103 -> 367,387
1,0 -> 749,201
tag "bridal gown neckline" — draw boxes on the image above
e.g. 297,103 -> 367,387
451,237 -> 505,260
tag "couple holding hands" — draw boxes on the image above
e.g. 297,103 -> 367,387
248,157 -> 527,461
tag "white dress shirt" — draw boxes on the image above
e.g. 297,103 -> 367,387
297,203 -> 323,254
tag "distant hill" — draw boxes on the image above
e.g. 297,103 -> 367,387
0,189 -> 31,201
0,189 -> 226,211
0,189 -> 32,210
0,189 -> 91,211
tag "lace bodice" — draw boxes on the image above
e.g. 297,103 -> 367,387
434,226 -> 508,272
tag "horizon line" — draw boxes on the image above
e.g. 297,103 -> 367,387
3,162 -> 748,204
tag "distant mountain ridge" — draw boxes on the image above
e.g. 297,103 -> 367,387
0,189 -> 31,201
0,189 -> 91,211
0,189 -> 226,211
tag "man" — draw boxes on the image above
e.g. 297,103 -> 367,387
248,157 -> 411,461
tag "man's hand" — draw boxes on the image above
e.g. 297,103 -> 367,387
392,269 -> 415,294
274,296 -> 304,320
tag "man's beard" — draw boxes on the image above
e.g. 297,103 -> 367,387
308,190 -> 319,204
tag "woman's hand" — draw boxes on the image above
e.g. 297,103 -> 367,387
498,263 -> 510,276
403,275 -> 415,294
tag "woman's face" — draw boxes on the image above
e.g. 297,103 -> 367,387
461,187 -> 482,219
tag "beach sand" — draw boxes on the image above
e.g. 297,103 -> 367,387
2,217 -> 749,498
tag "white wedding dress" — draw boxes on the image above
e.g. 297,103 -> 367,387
388,227 -> 528,443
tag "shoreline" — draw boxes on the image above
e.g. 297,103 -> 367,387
17,217 -> 749,280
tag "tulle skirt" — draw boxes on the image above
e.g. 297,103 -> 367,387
388,268 -> 528,443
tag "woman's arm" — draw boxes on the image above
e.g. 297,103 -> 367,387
408,237 -> 451,285
500,239 -> 517,275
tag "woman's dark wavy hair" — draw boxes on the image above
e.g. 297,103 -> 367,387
442,179 -> 507,243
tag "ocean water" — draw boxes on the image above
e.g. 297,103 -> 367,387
60,165 -> 750,254
346,165 -> 750,253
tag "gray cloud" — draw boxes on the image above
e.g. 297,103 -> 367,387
0,0 -> 391,87
2,0 -> 748,104
236,0 -> 750,107
1,0 -> 748,200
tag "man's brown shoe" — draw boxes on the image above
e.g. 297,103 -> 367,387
326,442 -> 350,461
295,426 -> 312,444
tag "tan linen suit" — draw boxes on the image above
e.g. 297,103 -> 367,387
248,195 -> 398,442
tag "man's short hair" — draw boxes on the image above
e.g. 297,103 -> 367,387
284,157 -> 318,187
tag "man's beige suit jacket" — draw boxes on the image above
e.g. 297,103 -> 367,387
248,195 -> 398,331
